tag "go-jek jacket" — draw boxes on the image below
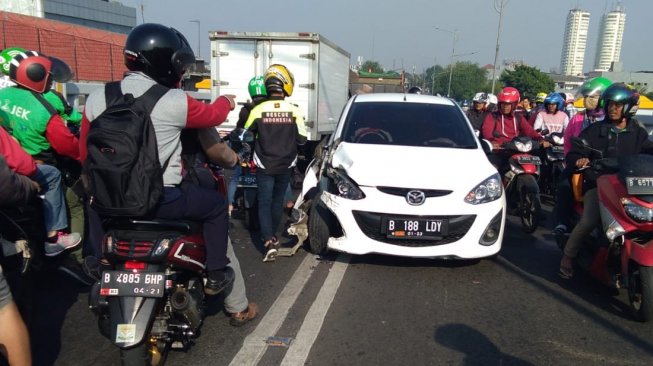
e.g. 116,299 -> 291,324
244,97 -> 307,174
0,86 -> 79,162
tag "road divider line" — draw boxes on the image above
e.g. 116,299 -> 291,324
228,254 -> 319,366
280,253 -> 351,366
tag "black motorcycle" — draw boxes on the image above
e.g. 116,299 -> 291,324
538,131 -> 566,202
229,128 -> 258,230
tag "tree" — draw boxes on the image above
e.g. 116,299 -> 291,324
429,62 -> 488,100
360,60 -> 384,74
499,65 -> 554,100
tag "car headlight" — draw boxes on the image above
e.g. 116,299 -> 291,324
465,173 -> 503,205
600,202 -> 626,241
515,140 -> 532,152
552,135 -> 564,145
621,198 -> 653,222
327,168 -> 365,200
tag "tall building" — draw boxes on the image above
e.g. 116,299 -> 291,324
4,0 -> 136,34
560,9 -> 590,76
594,4 -> 626,72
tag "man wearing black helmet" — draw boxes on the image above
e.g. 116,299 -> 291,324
559,83 -> 653,279
244,64 -> 307,262
80,23 -> 237,295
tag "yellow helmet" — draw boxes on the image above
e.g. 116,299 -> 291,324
535,92 -> 547,103
264,64 -> 294,96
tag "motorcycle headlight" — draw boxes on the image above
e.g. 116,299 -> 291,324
327,168 -> 365,200
621,198 -> 653,222
515,140 -> 532,152
600,202 -> 626,241
465,173 -> 503,205
552,135 -> 564,145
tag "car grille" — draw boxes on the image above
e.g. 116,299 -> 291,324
352,211 -> 476,247
377,186 -> 452,198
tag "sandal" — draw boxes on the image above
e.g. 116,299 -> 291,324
230,302 -> 259,327
559,265 -> 574,280
262,237 -> 279,262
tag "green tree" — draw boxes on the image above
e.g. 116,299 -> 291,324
360,60 -> 384,73
499,64 -> 554,100
429,62 -> 488,100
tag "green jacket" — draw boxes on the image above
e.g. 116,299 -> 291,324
43,90 -> 82,125
0,86 -> 54,156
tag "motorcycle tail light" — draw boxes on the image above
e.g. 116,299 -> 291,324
124,261 -> 147,270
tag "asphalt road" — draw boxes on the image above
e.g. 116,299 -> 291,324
6,203 -> 653,366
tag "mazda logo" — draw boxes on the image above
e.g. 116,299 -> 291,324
406,190 -> 426,206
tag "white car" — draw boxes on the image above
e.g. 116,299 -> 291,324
290,93 -> 506,259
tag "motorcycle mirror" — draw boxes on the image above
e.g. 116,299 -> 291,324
480,139 -> 493,154
540,129 -> 549,136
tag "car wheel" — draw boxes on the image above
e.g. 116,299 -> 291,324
308,199 -> 332,255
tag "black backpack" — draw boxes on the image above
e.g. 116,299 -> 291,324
84,82 -> 168,217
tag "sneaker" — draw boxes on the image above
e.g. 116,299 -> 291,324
57,256 -> 96,286
45,232 -> 82,257
205,267 -> 235,296
262,237 -> 279,263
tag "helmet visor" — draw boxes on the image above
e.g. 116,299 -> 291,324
49,56 -> 74,82
171,28 -> 196,76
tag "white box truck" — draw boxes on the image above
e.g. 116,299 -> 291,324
208,31 -> 350,151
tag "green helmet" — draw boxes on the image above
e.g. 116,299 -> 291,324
0,47 -> 26,75
248,76 -> 267,98
577,77 -> 612,98
601,83 -> 639,118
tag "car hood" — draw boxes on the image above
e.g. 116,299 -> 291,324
329,142 -> 497,189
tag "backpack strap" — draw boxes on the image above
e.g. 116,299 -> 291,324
104,81 -> 123,108
30,91 -> 58,117
136,84 -> 169,112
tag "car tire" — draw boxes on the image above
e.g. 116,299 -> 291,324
308,199 -> 332,255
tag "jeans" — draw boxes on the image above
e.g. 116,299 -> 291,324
32,164 -> 68,232
155,182 -> 230,271
257,169 -> 292,242
564,188 -> 600,258
227,165 -> 242,206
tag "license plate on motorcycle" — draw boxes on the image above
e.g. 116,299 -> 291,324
100,271 -> 165,298
238,174 -> 257,187
385,218 -> 448,239
517,156 -> 541,165
552,146 -> 564,153
625,177 -> 653,195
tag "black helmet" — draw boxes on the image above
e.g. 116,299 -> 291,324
124,23 -> 195,88
601,83 -> 639,119
408,86 -> 422,94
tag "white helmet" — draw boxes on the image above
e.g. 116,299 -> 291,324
472,92 -> 489,104
487,93 -> 498,106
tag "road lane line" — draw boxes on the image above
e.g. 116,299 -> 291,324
280,253 -> 351,366
228,254 -> 319,366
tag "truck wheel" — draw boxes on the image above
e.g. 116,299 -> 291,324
629,264 -> 653,322
308,200 -> 332,255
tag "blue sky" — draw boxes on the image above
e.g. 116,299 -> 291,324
119,0 -> 652,74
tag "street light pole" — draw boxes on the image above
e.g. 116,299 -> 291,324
189,20 -> 200,58
491,0 -> 508,94
434,27 -> 457,98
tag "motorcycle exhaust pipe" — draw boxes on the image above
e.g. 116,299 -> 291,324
170,287 -> 202,332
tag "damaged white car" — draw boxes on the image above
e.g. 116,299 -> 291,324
288,93 -> 505,259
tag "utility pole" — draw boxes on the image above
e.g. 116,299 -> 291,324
491,0 -> 509,94
434,27 -> 457,98
189,20 -> 201,58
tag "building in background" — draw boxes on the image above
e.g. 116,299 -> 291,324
3,0 -> 136,33
594,3 -> 626,72
559,8 -> 590,76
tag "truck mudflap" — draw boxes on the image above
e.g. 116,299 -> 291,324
108,295 -> 161,348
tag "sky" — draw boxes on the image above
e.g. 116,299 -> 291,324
118,0 -> 653,74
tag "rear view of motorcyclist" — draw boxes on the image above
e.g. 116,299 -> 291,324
559,83 -> 653,279
80,23 -> 237,295
533,93 -> 569,135
467,92 -> 489,130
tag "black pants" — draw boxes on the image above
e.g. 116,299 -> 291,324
553,169 -> 574,228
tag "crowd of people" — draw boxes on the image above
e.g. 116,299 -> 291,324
0,22 -> 308,364
465,79 -> 651,280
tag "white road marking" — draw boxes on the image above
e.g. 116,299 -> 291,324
228,254 -> 319,366
280,253 -> 350,366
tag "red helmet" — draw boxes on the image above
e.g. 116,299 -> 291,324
498,87 -> 520,104
9,53 -> 52,93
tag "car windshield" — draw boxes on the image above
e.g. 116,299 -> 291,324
341,101 -> 477,148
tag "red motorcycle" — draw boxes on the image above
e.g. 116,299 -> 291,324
499,136 -> 542,233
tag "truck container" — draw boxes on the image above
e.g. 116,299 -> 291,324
208,31 -> 350,145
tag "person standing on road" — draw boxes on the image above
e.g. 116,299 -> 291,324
244,64 -> 307,262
